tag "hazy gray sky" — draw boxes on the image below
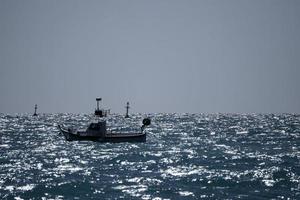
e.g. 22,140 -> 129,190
1,0 -> 299,114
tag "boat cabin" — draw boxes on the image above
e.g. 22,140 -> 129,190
77,121 -> 106,137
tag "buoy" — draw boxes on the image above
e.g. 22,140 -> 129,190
142,118 -> 151,126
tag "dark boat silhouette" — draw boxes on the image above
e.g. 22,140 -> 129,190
58,98 -> 151,142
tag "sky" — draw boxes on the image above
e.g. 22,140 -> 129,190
0,0 -> 300,114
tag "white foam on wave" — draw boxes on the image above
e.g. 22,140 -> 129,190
54,158 -> 70,163
4,184 -> 36,192
236,130 -> 248,134
36,163 -> 43,170
127,177 -> 143,183
5,185 -> 14,192
160,165 -> 205,178
17,184 -> 36,191
178,191 -> 194,196
113,184 -> 148,197
262,179 -> 276,187
55,164 -> 83,172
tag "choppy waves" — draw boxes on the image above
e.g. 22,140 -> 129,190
0,113 -> 299,199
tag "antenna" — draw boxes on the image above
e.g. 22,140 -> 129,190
125,102 -> 130,118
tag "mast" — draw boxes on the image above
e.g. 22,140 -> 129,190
95,98 -> 104,117
33,104 -> 38,116
125,102 -> 130,118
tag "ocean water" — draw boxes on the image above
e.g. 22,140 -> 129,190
0,113 -> 299,199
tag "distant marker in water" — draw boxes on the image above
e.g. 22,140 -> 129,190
125,102 -> 130,118
33,104 -> 38,116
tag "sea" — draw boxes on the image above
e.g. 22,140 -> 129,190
0,113 -> 299,199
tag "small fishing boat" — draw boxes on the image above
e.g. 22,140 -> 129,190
58,98 -> 151,143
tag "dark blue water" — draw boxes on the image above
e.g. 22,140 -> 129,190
1,113 -> 299,199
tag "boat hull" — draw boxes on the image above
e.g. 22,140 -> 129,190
58,126 -> 146,143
